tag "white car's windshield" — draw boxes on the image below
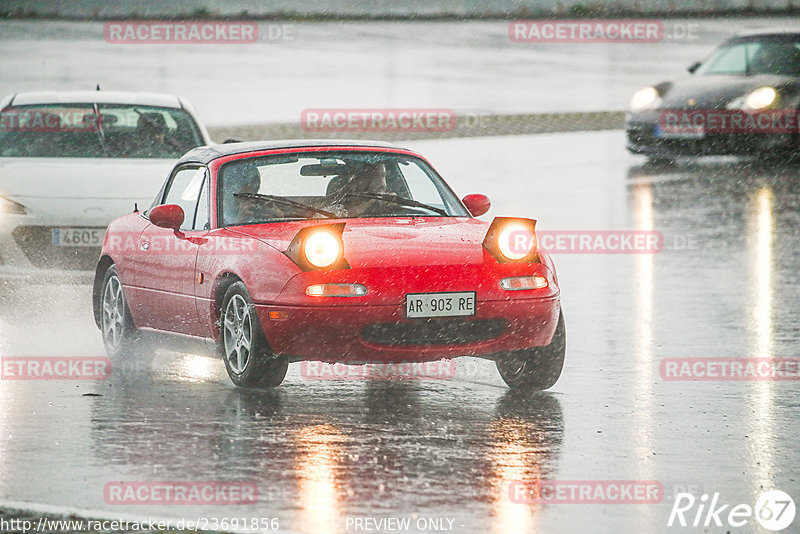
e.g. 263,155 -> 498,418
696,37 -> 800,76
218,151 -> 470,225
0,103 -> 204,158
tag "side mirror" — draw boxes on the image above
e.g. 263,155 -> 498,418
149,204 -> 184,231
462,194 -> 491,217
687,61 -> 701,74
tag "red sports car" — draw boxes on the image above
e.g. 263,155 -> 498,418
93,140 -> 565,389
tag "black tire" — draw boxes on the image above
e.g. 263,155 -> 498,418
496,311 -> 566,390
100,265 -> 148,366
219,282 -> 288,387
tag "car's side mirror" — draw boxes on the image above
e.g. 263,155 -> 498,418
462,194 -> 491,217
149,204 -> 185,231
687,61 -> 701,74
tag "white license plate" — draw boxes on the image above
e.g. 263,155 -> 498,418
405,292 -> 476,319
51,227 -> 103,247
654,124 -> 705,139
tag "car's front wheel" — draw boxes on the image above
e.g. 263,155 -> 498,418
220,282 -> 288,387
100,265 -> 143,361
496,311 -> 566,390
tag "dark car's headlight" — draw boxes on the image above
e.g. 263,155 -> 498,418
0,196 -> 26,215
728,86 -> 778,110
745,86 -> 777,110
630,86 -> 662,111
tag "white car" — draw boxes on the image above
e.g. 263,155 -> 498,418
0,90 -> 212,277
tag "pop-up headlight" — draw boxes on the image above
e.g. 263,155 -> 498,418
483,217 -> 539,263
285,223 -> 349,271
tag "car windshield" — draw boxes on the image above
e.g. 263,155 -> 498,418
0,103 -> 204,158
696,36 -> 800,76
218,151 -> 469,225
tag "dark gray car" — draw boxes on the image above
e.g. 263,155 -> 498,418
626,29 -> 800,161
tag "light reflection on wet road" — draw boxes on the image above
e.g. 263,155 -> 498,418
1,131 -> 799,533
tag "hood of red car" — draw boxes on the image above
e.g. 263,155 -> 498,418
229,217 -> 491,268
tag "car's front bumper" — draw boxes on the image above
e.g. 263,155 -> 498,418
255,295 -> 561,363
626,111 -> 798,157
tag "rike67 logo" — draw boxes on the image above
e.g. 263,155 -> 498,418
669,490 -> 795,531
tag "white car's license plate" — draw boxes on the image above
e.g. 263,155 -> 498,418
51,227 -> 103,247
405,292 -> 476,319
654,124 -> 705,139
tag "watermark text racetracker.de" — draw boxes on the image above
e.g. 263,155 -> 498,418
104,21 -> 295,43
660,357 -> 800,381
509,20 -> 699,43
300,360 -> 456,381
508,230 -> 699,255
659,109 -> 800,135
0,356 -> 111,380
0,517 -> 280,533
104,232 -> 259,255
104,481 -> 258,505
509,480 -> 663,504
301,108 -> 456,133
0,108 -> 102,132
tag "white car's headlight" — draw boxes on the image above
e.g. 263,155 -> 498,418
0,196 -> 26,215
630,86 -> 662,111
744,86 -> 777,110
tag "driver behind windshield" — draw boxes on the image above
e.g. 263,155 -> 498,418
135,113 -> 174,158
226,163 -> 297,224
329,162 -> 392,216
226,164 -> 265,224
748,41 -> 800,75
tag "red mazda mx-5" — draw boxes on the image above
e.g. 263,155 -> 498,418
92,140 -> 565,389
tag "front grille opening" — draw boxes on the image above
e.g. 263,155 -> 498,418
362,319 -> 508,346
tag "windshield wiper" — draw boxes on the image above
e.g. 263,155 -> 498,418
234,192 -> 336,218
92,103 -> 106,151
338,193 -> 449,216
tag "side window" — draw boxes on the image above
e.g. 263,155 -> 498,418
162,166 -> 206,231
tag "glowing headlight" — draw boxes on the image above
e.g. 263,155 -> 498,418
498,223 -> 535,261
744,86 -> 777,110
630,86 -> 662,111
0,196 -> 26,215
303,230 -> 343,269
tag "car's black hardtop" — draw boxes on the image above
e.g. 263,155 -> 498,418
176,139 -> 410,166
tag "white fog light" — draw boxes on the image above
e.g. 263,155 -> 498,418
500,276 -> 548,291
306,283 -> 367,297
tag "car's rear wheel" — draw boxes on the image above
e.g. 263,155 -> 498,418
101,265 -> 145,362
496,311 -> 566,390
220,282 -> 288,387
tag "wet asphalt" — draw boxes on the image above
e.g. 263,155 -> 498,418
1,131 -> 799,533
